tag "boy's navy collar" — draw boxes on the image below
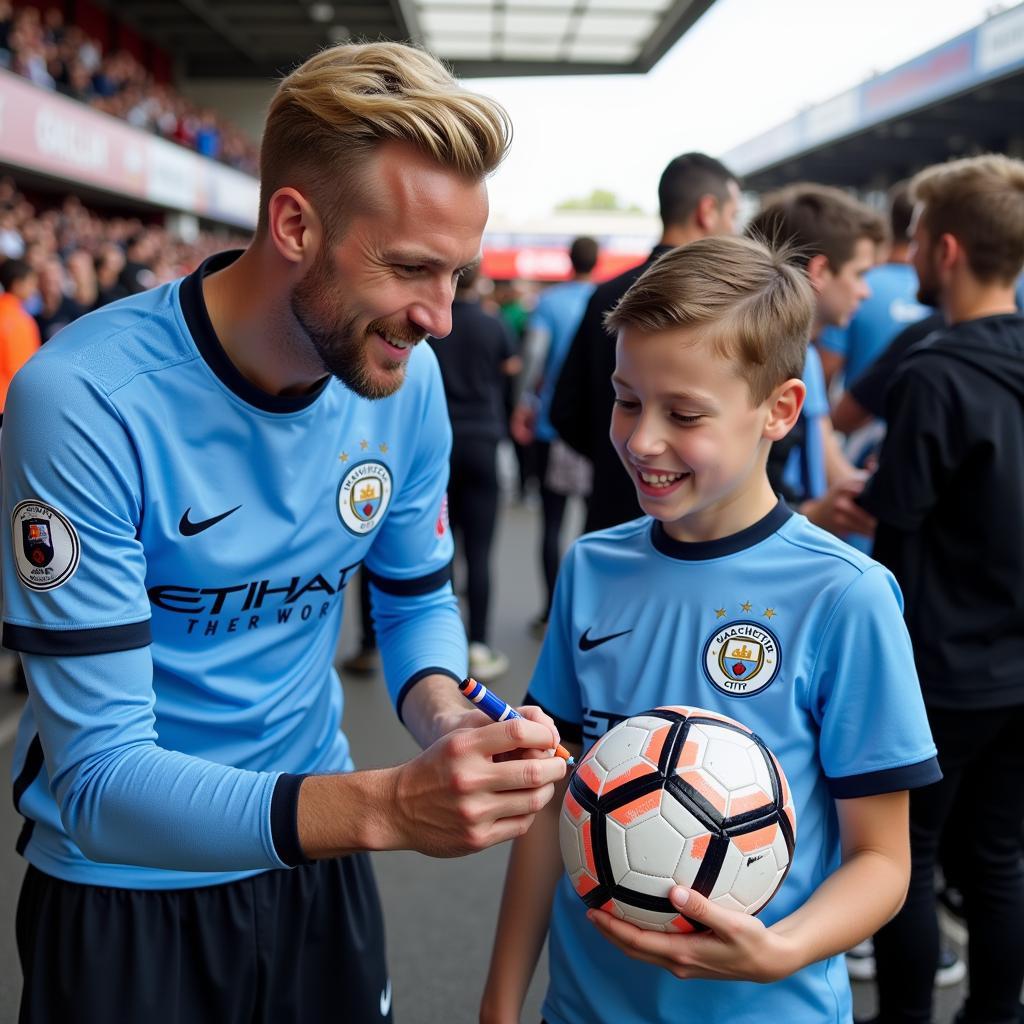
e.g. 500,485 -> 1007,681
179,249 -> 330,414
650,499 -> 792,560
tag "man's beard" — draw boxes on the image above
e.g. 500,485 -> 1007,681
290,259 -> 420,400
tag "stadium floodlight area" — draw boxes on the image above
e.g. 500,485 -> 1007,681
725,2 -> 1024,192
109,0 -> 717,79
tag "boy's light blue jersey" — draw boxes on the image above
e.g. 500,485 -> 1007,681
527,502 -> 939,1024
2,251 -> 466,889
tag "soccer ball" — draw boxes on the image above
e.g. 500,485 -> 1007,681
559,705 -> 796,932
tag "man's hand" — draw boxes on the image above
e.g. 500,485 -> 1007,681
509,402 -> 536,447
801,472 -> 876,537
387,714 -> 567,857
588,886 -> 800,983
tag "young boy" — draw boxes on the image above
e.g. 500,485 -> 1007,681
480,236 -> 940,1024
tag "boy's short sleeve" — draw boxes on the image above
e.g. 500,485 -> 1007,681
811,565 -> 940,798
523,548 -> 583,744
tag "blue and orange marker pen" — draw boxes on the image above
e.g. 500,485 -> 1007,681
458,677 -> 575,766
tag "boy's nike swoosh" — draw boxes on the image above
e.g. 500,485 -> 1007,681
578,627 -> 633,651
178,505 -> 242,536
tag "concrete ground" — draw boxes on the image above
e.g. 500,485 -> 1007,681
0,478 -> 972,1022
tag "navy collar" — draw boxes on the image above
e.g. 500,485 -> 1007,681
650,499 -> 793,561
179,250 -> 330,414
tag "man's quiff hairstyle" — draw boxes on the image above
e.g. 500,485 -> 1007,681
606,236 -> 814,405
258,41 -> 511,237
911,153 -> 1024,284
746,184 -> 885,272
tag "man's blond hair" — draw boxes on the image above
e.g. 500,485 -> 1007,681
912,154 -> 1024,284
606,236 -> 814,404
257,42 -> 511,237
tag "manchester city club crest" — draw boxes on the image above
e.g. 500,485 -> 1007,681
11,499 -> 81,591
702,619 -> 781,697
337,460 -> 393,535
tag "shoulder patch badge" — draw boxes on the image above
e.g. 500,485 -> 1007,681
12,499 -> 81,591
337,460 -> 393,535
702,619 -> 781,697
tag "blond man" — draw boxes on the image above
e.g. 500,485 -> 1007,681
2,43 -> 566,1023
861,153 -> 1024,1024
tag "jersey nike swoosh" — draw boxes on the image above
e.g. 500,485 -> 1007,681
379,978 -> 392,1017
178,504 -> 242,536
578,627 -> 633,651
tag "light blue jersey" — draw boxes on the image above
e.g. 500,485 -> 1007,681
529,280 -> 594,442
527,502 -> 939,1024
2,251 -> 466,889
819,264 -> 930,384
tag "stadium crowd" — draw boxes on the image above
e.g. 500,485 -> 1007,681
0,1 -> 258,172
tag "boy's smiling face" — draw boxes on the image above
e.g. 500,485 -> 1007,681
611,326 -> 804,543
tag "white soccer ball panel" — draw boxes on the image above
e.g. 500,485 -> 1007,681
744,863 -> 788,915
594,719 -> 663,772
606,818 -> 629,886
724,782 -> 775,819
729,842 -> 785,908
713,892 -> 747,913
745,744 -> 775,795
660,790 -> 713,840
615,903 -> 678,931
701,729 -> 760,792
622,816 -> 686,887
672,836 -> 708,890
559,806 -> 585,877
708,841 -> 743,901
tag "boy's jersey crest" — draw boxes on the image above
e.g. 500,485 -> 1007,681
703,618 -> 781,697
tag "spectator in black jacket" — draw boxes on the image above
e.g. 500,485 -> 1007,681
860,153 -> 1024,1024
548,153 -> 740,533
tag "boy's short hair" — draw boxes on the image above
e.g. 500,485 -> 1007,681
605,235 -> 814,404
911,154 -> 1024,284
258,42 -> 511,240
746,184 -> 885,272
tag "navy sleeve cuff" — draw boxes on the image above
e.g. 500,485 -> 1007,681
3,620 -> 152,655
827,756 -> 942,799
394,666 -> 462,724
365,561 -> 452,597
270,772 -> 312,867
523,691 -> 583,745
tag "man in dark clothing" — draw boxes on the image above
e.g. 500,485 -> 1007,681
428,267 -> 520,681
859,154 -> 1024,1024
548,153 -> 740,533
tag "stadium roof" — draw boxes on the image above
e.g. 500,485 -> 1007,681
108,0 -> 718,79
724,2 -> 1024,192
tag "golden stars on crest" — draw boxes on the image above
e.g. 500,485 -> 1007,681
764,608 -> 776,620
360,439 -> 369,450
339,452 -> 349,463
379,442 -> 389,454
715,608 -> 726,619
740,601 -> 752,613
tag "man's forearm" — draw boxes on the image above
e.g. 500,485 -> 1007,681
401,671 -> 476,749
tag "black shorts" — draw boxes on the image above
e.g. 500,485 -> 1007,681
17,854 -> 392,1024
